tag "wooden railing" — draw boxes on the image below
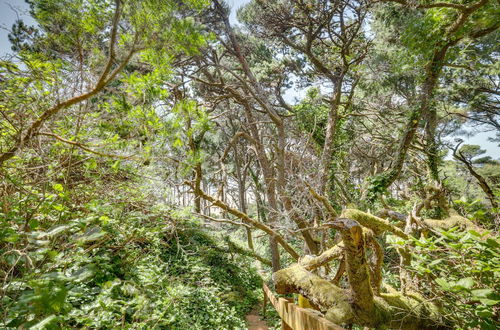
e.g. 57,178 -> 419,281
262,283 -> 344,330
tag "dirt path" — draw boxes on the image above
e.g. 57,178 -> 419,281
245,308 -> 268,330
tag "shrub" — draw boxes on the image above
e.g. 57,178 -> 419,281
409,228 -> 499,329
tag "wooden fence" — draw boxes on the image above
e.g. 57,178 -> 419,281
262,283 -> 344,330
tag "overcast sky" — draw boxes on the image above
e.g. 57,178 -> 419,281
0,0 -> 497,159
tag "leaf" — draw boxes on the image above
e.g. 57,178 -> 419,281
70,264 -> 96,282
3,233 -> 19,243
30,315 -> 59,329
454,277 -> 475,290
440,230 -> 458,240
28,239 -> 50,247
52,183 -> 64,192
479,298 -> 499,306
52,204 -> 65,212
435,277 -> 450,290
111,160 -> 121,170
76,226 -> 106,244
386,234 -> 405,246
486,238 -> 499,249
476,309 -> 493,318
428,259 -> 442,267
45,224 -> 74,238
471,288 -> 494,298
42,272 -> 68,282
468,230 -> 482,237
99,215 -> 111,225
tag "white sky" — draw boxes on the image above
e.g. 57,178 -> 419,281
226,0 -> 251,24
0,0 -> 497,159
0,0 -> 33,55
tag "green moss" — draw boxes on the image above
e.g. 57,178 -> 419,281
341,209 -> 409,239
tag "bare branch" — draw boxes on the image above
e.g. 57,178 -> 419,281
185,180 -> 300,260
38,132 -> 136,160
197,213 -> 252,229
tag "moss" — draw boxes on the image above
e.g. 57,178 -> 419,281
424,210 -> 488,235
273,264 -> 449,329
325,305 -> 355,325
273,264 -> 354,324
341,209 -> 408,239
301,243 -> 344,270
379,292 -> 446,329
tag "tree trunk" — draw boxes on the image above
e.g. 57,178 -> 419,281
193,163 -> 202,213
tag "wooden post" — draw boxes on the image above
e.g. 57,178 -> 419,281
280,297 -> 293,330
262,282 -> 343,330
262,286 -> 267,318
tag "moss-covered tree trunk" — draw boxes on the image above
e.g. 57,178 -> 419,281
273,212 -> 451,329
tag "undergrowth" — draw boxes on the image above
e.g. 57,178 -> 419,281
1,194 -> 261,329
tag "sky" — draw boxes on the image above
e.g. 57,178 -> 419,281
0,0 -> 33,56
0,0 -> 497,159
226,0 -> 251,24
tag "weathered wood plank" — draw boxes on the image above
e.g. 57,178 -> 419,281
262,283 -> 344,330
262,286 -> 267,317
278,298 -> 293,330
263,283 -> 278,308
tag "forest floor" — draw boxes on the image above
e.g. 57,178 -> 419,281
245,307 -> 269,330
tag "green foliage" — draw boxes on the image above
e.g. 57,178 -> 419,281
163,98 -> 212,176
409,228 -> 500,329
452,198 -> 499,230
443,158 -> 499,228
458,144 -> 493,164
1,0 -> 499,328
374,1 -> 498,66
1,194 -> 260,328
366,173 -> 391,204
293,88 -> 329,147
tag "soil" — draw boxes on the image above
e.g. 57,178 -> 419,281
245,308 -> 269,330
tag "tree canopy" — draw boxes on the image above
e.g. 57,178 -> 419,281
0,0 -> 499,328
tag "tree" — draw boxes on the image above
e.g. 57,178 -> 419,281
369,0 -> 499,192
453,142 -> 498,210
1,0 -> 498,328
0,0 -> 206,165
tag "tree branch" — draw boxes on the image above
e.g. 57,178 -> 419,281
340,209 -> 409,239
185,180 -> 300,260
37,132 -> 135,160
0,0 -> 137,166
197,213 -> 252,229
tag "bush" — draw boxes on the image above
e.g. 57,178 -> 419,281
1,199 -> 261,329
409,228 -> 500,329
